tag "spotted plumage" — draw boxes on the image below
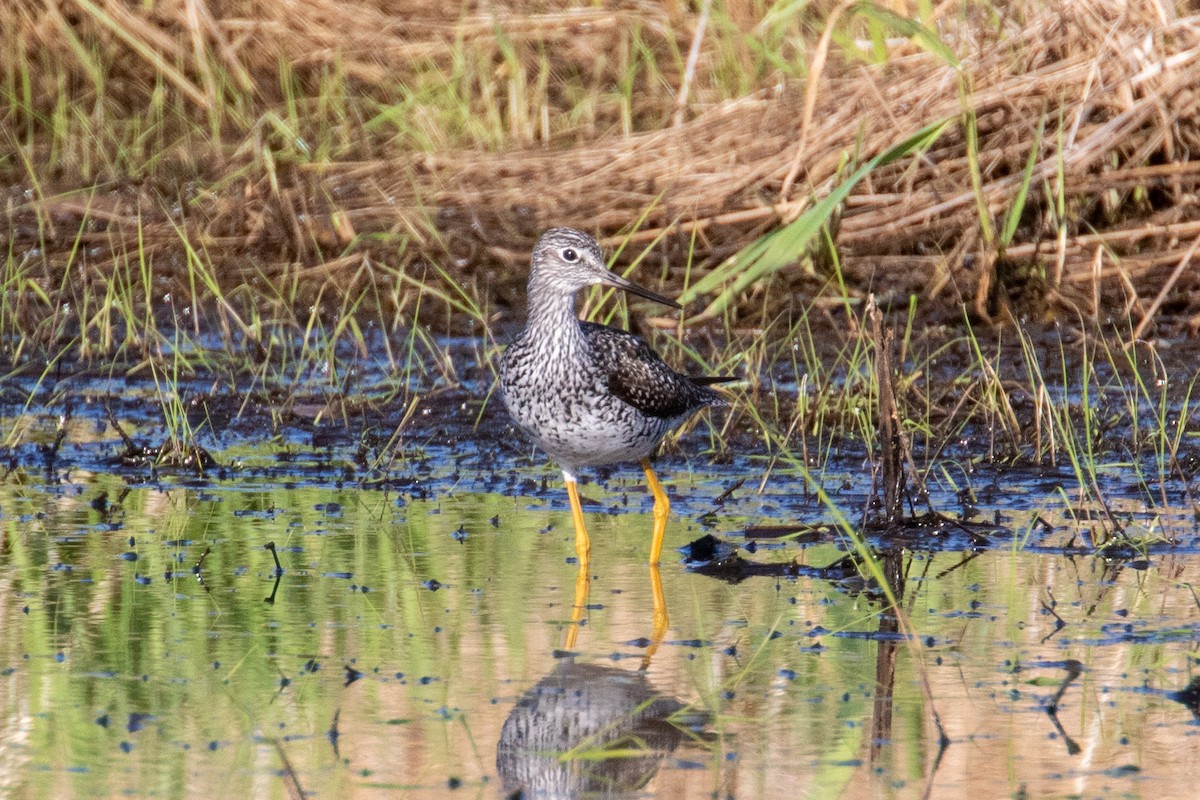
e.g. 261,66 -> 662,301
500,228 -> 726,477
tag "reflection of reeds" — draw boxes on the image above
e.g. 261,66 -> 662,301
1,465 -> 1199,796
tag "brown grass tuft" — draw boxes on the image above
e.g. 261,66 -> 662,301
2,0 -> 1199,356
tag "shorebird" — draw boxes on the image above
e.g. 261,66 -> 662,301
500,227 -> 728,569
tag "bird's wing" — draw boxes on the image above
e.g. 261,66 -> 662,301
580,322 -> 719,420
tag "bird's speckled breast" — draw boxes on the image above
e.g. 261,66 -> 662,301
500,327 -> 673,471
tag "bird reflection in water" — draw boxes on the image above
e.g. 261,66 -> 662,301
497,660 -> 692,799
497,558 -> 698,798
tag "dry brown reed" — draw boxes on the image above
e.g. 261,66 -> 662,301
3,0 -> 1199,340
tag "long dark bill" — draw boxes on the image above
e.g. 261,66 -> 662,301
600,270 -> 682,310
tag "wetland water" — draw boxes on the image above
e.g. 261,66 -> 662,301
1,338 -> 1199,799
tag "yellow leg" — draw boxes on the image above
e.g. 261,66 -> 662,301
565,477 -> 591,570
563,560 -> 590,652
640,564 -> 670,670
640,458 -> 670,566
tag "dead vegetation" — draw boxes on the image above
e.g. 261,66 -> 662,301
2,0 -> 1200,357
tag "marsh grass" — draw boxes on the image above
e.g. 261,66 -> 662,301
1,0 -> 1198,535
5,12 -> 1199,797
3,0 -> 1198,358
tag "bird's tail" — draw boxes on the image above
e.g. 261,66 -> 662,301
692,375 -> 738,407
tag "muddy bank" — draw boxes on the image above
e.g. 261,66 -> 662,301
4,328 -> 1198,542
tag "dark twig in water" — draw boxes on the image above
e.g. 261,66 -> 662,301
1086,488 -> 1126,543
105,403 -> 140,453
1041,590 -> 1067,643
264,542 -> 284,604
327,709 -> 341,758
193,547 -> 210,582
711,478 -> 745,506
864,299 -> 950,779
933,551 -> 985,580
265,542 -> 283,576
1046,660 -> 1084,714
270,739 -> 308,800
868,297 -> 924,523
744,523 -> 828,541
1043,660 -> 1084,755
869,552 -> 904,766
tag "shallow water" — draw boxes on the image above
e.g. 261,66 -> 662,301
2,343 -> 1200,799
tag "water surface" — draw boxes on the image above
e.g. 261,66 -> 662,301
1,346 -> 1199,799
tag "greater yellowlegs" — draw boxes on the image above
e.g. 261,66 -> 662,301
500,227 -> 728,569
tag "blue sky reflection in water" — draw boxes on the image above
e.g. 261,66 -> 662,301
1,349 -> 1199,798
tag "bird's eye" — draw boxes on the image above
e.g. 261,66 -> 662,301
560,247 -> 578,263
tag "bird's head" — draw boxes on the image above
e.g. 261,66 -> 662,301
529,228 -> 681,310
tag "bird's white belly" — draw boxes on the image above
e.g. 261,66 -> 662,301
507,387 -> 663,469
529,417 -> 654,467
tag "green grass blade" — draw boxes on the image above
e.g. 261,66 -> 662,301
679,118 -> 951,318
850,3 -> 961,69
1000,116 -> 1045,249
